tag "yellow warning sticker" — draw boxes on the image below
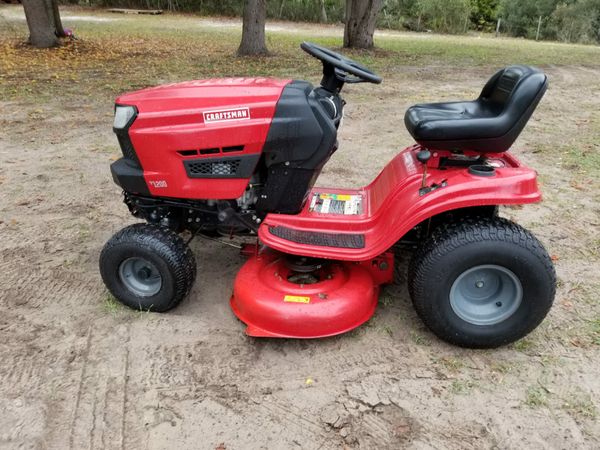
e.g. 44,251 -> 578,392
283,295 -> 311,304
319,193 -> 351,201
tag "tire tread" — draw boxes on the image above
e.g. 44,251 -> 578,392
408,217 -> 556,348
100,224 -> 196,312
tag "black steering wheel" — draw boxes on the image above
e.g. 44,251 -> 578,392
300,41 -> 382,91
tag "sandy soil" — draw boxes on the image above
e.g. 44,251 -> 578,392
1,15 -> 600,450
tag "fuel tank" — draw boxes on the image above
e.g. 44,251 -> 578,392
115,78 -> 291,199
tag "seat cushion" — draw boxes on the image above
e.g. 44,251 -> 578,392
404,66 -> 548,153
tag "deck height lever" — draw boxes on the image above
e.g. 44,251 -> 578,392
416,149 -> 431,189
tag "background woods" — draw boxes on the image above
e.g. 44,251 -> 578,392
50,0 -> 600,45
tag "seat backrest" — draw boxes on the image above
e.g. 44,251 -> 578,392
474,65 -> 548,151
479,65 -> 548,119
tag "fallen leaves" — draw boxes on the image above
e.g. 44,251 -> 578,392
0,22 -> 312,103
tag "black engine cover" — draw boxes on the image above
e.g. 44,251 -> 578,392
257,81 -> 339,215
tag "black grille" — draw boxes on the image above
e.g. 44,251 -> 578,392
187,159 -> 240,176
269,226 -> 365,249
183,154 -> 260,179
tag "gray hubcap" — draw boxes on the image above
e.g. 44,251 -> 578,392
119,257 -> 162,297
449,264 -> 522,326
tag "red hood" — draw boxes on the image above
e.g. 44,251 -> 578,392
116,77 -> 291,112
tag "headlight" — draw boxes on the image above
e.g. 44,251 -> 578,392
113,105 -> 136,129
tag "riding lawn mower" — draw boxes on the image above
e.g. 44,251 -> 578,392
99,42 -> 555,348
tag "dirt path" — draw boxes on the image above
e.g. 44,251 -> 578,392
1,16 -> 599,448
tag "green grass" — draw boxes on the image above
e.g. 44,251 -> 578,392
562,148 -> 600,178
512,337 -> 536,353
101,291 -> 123,316
410,330 -> 431,346
562,392 -> 598,420
490,361 -> 517,375
449,379 -> 476,395
1,6 -> 600,102
438,356 -> 465,372
589,317 -> 600,346
525,385 -> 550,408
378,287 -> 394,307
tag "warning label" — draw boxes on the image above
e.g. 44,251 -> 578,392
283,295 -> 311,304
309,193 -> 362,215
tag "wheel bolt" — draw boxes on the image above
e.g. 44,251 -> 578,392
496,301 -> 502,307
475,281 -> 484,288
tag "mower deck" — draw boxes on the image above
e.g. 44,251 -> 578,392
230,249 -> 393,338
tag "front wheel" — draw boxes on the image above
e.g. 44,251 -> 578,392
100,224 -> 197,312
408,217 -> 555,348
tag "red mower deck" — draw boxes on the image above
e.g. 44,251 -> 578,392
230,249 -> 394,338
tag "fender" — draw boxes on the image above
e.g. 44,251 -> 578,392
258,145 -> 541,260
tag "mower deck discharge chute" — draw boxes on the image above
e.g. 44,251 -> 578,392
100,42 -> 555,348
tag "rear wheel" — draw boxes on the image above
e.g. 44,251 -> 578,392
100,224 -> 196,312
408,217 -> 555,348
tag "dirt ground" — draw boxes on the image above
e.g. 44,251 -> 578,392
1,6 -> 600,450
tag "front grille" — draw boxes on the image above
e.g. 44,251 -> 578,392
185,159 -> 241,177
188,160 -> 240,175
183,154 -> 260,179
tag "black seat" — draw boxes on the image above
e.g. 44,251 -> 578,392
404,65 -> 548,153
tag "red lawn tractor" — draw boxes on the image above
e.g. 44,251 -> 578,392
100,42 -> 555,348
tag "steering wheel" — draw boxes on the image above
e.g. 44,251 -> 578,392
300,41 -> 382,89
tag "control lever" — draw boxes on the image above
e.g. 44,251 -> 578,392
416,149 -> 431,189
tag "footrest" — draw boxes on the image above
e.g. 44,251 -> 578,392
269,226 -> 365,249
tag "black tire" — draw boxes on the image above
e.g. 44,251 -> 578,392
100,224 -> 197,312
408,217 -> 555,348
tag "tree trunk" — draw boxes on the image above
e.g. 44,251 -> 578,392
22,0 -> 59,48
48,0 -> 67,37
320,0 -> 328,23
238,0 -> 268,56
344,0 -> 383,49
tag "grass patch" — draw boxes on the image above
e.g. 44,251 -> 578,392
449,379 -> 476,395
438,356 -> 465,372
410,330 -> 431,346
562,392 -> 598,421
375,323 -> 394,337
589,317 -> 600,346
490,361 -> 516,375
525,385 -> 550,408
378,288 -> 394,308
512,337 -> 536,352
560,143 -> 600,178
102,291 -> 123,316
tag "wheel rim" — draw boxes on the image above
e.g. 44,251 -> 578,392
118,257 -> 162,297
449,264 -> 522,326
